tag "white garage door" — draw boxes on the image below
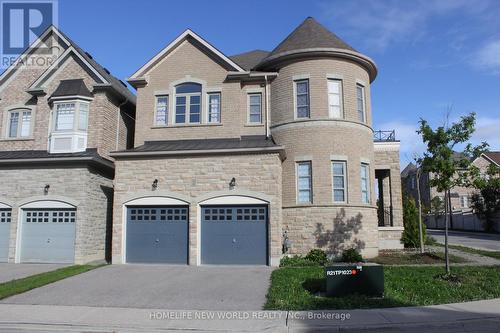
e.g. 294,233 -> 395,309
0,209 -> 11,262
21,209 -> 76,263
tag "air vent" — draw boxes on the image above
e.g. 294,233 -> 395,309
103,67 -> 110,74
119,80 -> 127,87
84,51 -> 93,59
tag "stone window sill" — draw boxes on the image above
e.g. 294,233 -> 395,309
0,137 -> 34,142
151,123 -> 223,129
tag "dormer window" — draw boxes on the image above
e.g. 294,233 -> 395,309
174,82 -> 202,124
49,99 -> 90,153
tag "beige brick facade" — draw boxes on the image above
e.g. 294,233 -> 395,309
112,153 -> 283,265
0,28 -> 134,264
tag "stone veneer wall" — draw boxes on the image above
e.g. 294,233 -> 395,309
0,165 -> 112,264
374,143 -> 404,249
112,153 -> 283,265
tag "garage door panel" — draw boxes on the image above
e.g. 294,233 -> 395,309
201,206 -> 267,265
126,206 -> 188,264
21,209 -> 76,263
0,209 -> 11,262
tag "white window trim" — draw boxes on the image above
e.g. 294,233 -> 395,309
332,160 -> 348,203
356,84 -> 366,123
294,79 -> 310,120
460,195 -> 469,208
247,92 -> 263,125
154,94 -> 169,127
206,92 -> 221,124
327,78 -> 344,119
361,163 -> 370,204
5,108 -> 33,139
296,161 -> 313,204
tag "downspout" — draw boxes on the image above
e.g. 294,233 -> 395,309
265,75 -> 271,139
115,97 -> 129,151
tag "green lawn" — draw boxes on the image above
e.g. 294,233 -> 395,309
265,266 -> 500,310
372,251 -> 468,265
0,265 -> 102,300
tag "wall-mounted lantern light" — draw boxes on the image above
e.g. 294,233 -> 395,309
229,177 -> 236,190
152,179 -> 158,191
44,184 -> 50,195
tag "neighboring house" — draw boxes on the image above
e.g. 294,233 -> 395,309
110,17 -> 403,266
0,26 -> 135,264
401,151 -> 500,214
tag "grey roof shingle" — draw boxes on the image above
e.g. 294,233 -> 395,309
55,28 -> 136,104
484,151 -> 500,165
229,50 -> 270,71
263,17 -> 356,61
115,136 -> 281,153
0,148 -> 113,169
51,79 -> 92,98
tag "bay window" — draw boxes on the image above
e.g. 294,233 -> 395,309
50,100 -> 90,153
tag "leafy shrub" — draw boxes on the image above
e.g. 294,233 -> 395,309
304,249 -> 328,266
341,248 -> 363,263
401,196 -> 426,248
279,255 -> 319,267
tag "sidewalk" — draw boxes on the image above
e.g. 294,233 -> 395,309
1,298 -> 500,332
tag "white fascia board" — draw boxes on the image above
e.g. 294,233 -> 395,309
129,29 -> 244,79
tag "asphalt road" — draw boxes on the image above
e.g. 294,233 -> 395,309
1,264 -> 273,310
428,229 -> 500,251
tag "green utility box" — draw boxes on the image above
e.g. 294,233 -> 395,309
325,263 -> 384,297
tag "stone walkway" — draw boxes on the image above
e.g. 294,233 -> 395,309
428,245 -> 500,266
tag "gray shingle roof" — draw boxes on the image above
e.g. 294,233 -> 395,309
56,28 -> 136,104
483,151 -> 500,165
125,136 -> 280,153
264,17 -> 356,60
229,50 -> 270,71
0,148 -> 114,169
51,79 -> 92,98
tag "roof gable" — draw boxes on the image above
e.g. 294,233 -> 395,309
129,29 -> 244,81
482,151 -> 500,166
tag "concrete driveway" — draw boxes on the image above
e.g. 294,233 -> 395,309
428,229 -> 500,251
0,264 -> 68,283
1,265 -> 273,310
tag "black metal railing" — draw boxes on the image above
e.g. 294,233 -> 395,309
373,130 -> 396,142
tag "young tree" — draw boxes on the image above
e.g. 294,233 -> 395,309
401,195 -> 426,248
417,112 -> 487,275
471,164 -> 500,231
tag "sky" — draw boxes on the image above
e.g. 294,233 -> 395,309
55,0 -> 500,165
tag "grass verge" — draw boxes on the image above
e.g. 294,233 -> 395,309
265,265 -> 500,310
372,250 -> 468,265
443,244 -> 500,260
0,265 -> 102,300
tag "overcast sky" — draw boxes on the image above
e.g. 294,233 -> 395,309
57,0 -> 500,165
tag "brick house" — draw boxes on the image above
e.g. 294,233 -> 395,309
402,152 -> 500,215
110,17 -> 404,266
0,26 -> 135,264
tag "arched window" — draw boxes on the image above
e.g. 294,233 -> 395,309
175,82 -> 202,124
5,108 -> 32,138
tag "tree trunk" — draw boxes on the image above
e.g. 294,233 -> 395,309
444,190 -> 450,275
448,189 -> 453,230
416,169 -> 424,254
